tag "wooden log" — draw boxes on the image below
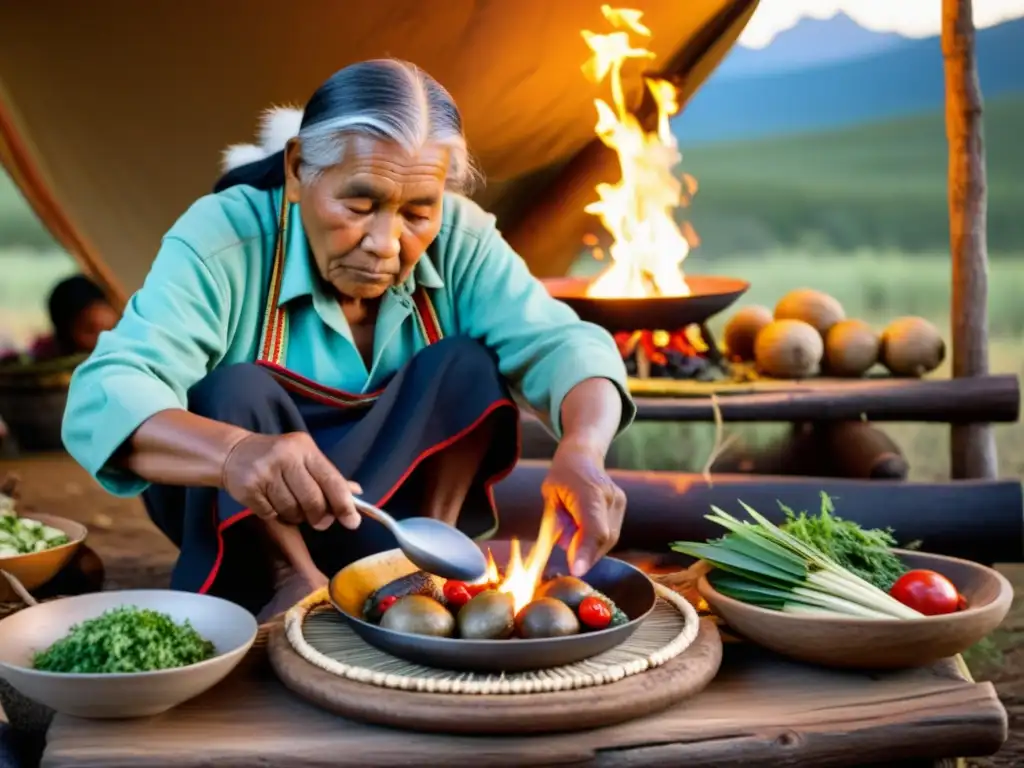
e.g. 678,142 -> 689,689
520,374 -> 1019,424
820,421 -> 909,480
709,422 -> 909,480
943,0 -> 998,479
493,461 -> 1024,564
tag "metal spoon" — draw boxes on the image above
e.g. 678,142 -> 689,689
353,498 -> 488,582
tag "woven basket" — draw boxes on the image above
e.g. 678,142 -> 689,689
0,355 -> 84,453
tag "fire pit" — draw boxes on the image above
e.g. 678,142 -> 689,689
544,275 -> 748,380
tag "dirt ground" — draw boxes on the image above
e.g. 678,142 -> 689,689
2,453 -> 1024,765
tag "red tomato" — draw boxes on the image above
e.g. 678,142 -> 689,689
443,580 -> 472,609
378,595 -> 399,613
578,595 -> 612,629
889,570 -> 960,616
957,594 -> 969,612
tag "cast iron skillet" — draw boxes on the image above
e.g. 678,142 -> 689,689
542,275 -> 750,332
329,541 -> 657,673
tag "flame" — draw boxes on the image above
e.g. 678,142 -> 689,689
481,504 -> 563,614
581,6 -> 694,300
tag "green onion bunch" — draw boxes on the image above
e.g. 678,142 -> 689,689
672,502 -> 922,620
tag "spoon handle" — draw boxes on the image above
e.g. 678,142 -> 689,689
351,497 -> 397,531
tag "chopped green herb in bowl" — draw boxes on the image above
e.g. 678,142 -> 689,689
32,606 -> 217,674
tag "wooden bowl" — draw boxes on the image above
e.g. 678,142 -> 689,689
0,589 -> 257,718
0,513 -> 87,601
697,549 -> 1013,669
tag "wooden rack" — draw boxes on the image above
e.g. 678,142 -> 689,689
521,373 -> 1020,427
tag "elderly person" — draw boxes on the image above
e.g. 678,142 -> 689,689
62,59 -> 635,620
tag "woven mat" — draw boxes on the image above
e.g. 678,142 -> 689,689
284,583 -> 698,695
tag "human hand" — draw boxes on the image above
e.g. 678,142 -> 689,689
542,440 -> 626,577
221,432 -> 362,531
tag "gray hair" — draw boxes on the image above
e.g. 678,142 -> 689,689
296,59 -> 482,195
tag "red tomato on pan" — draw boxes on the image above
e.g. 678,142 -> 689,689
889,570 -> 961,616
578,595 -> 612,629
443,580 -> 473,609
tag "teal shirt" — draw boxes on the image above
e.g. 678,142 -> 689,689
62,187 -> 636,496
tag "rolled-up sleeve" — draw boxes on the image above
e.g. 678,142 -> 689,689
448,225 -> 636,439
62,237 -> 230,496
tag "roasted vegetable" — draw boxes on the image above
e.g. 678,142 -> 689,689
535,575 -> 593,610
457,590 -> 515,640
363,571 -> 443,623
379,595 -> 455,637
515,597 -> 580,638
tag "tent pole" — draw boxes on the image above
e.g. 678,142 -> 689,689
943,0 -> 998,480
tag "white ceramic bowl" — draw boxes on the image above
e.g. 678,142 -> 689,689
0,589 -> 258,718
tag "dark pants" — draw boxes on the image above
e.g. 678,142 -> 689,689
143,336 -> 520,615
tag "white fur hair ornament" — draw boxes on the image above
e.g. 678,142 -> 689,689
221,106 -> 304,173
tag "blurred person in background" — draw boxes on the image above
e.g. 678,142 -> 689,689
0,274 -> 119,364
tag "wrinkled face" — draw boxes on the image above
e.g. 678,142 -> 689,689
284,135 -> 449,300
71,301 -> 119,352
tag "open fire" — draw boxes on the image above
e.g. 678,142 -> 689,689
478,504 -> 562,613
614,327 -> 720,381
493,8 -> 709,588
581,5 -> 697,301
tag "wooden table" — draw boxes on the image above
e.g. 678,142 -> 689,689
42,630 -> 1007,768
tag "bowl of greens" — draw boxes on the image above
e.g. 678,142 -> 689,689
675,493 -> 1013,670
0,491 -> 87,599
0,589 -> 258,718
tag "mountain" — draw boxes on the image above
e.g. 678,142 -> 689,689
674,17 -> 1024,145
716,12 -> 909,79
676,95 -> 1024,256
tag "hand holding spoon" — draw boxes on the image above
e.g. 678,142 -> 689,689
352,498 -> 487,582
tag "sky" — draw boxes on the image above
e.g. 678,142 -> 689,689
738,0 -> 1024,48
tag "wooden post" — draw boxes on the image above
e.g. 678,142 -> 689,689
943,0 -> 998,479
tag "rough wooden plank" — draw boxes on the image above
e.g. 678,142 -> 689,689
597,374 -> 1020,423
41,642 -> 1006,768
942,0 -> 998,479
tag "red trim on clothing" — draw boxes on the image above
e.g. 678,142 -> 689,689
411,288 -> 443,345
197,507 -> 255,595
196,398 -> 521,596
374,398 -> 518,508
256,361 -> 386,405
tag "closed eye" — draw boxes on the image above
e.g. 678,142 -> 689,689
345,198 -> 375,215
